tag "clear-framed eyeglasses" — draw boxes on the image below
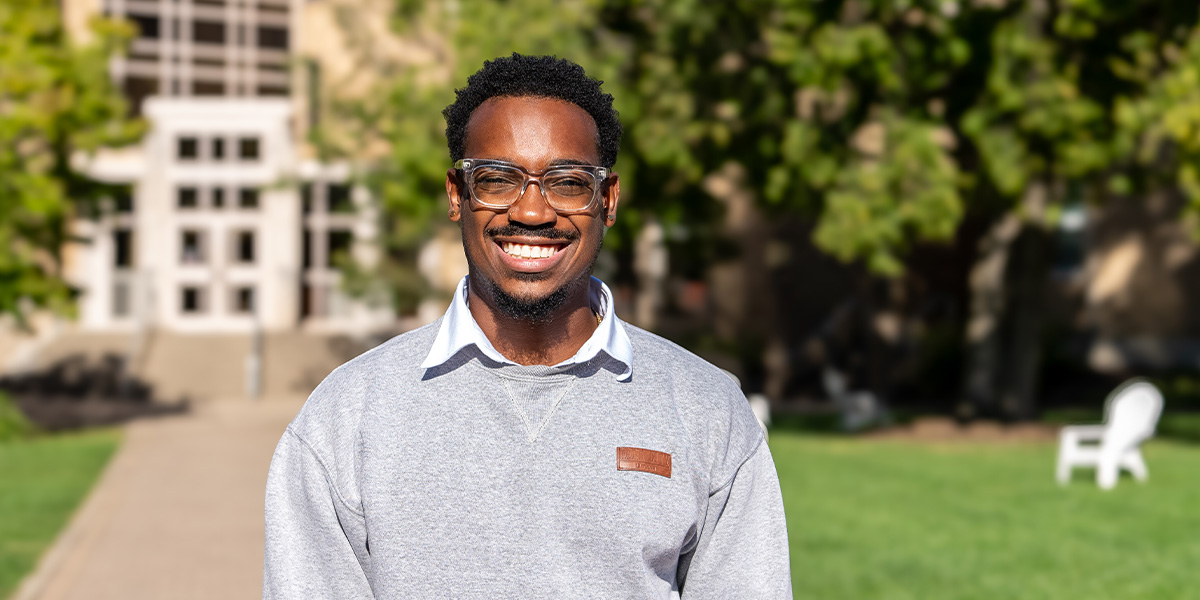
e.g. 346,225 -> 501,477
454,158 -> 609,215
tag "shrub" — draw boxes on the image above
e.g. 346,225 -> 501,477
0,391 -> 33,442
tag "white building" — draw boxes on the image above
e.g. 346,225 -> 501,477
65,0 -> 393,338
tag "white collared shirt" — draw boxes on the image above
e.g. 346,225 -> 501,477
419,276 -> 633,381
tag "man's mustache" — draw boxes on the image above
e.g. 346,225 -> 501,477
485,224 -> 579,241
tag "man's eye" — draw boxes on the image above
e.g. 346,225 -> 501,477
474,174 -> 521,191
547,175 -> 593,196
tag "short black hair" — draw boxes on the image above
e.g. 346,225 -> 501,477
443,53 -> 622,168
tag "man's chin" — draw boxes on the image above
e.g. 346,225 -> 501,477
490,281 -> 572,325
510,270 -> 555,283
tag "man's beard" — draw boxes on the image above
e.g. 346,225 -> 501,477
485,270 -> 577,325
464,223 -> 603,325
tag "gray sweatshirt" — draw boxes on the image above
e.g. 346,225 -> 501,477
263,319 -> 792,598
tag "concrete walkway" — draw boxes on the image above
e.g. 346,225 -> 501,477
13,397 -> 305,600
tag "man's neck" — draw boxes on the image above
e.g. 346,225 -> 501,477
467,281 -> 598,367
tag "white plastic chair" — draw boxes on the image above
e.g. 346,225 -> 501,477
1056,379 -> 1163,490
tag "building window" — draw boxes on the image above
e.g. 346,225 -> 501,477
327,230 -> 352,268
178,137 -> 199,160
301,183 -> 313,214
177,186 -> 199,208
181,230 -> 205,264
238,137 -> 260,160
114,189 -> 134,213
181,286 -> 204,314
234,286 -> 255,313
238,187 -> 259,209
113,281 -> 131,318
193,20 -> 226,45
193,57 -> 225,69
194,81 -> 225,96
257,2 -> 288,14
114,229 -> 133,268
302,229 -> 312,268
257,26 -> 288,50
212,187 -> 225,208
129,14 -> 159,39
235,231 -> 256,263
257,85 -> 289,97
122,76 -> 158,117
299,283 -> 312,317
328,184 -> 353,213
212,138 -> 225,160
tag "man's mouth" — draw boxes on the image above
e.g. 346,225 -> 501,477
499,241 -> 563,260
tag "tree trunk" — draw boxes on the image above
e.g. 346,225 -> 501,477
632,218 -> 668,330
1001,222 -> 1052,419
961,180 -> 1052,419
961,212 -> 1021,418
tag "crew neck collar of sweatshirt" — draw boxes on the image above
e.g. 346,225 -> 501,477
419,275 -> 634,381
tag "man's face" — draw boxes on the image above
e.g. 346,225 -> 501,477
445,96 -> 619,321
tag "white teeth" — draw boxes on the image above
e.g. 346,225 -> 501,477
500,242 -> 559,259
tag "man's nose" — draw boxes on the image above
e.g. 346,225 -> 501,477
507,180 -> 557,226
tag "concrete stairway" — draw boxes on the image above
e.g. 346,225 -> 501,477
7,329 -> 384,404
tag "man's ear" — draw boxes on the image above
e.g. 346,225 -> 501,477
603,172 -> 620,227
445,169 -> 463,222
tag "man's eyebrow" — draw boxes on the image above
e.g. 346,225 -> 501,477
478,157 -> 598,167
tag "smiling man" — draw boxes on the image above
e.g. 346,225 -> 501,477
263,54 -> 792,599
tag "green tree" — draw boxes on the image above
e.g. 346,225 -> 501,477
335,0 -> 1200,418
0,0 -> 143,322
949,1 -> 1200,418
601,0 -> 1200,417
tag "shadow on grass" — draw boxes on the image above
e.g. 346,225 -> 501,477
768,413 -> 846,435
1,352 -> 188,434
771,408 -> 1200,445
1042,409 -> 1200,445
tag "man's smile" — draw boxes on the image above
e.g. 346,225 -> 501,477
491,236 -> 572,273
485,223 -> 581,272
499,241 -> 564,259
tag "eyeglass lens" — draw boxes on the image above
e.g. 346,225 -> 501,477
471,165 -> 598,210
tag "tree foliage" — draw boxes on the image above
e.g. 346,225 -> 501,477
333,0 -> 1200,306
0,0 -> 142,321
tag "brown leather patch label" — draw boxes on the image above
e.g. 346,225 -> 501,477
616,447 -> 672,478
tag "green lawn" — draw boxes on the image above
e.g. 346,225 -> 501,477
0,430 -> 120,599
773,432 -> 1200,599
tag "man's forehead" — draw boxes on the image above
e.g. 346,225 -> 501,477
463,96 -> 600,166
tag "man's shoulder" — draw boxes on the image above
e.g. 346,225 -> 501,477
620,321 -> 747,411
620,321 -> 765,487
338,318 -> 443,375
288,319 -> 441,436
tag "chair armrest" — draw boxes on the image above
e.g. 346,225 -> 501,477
1060,425 -> 1106,441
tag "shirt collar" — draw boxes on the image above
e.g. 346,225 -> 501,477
419,276 -> 633,380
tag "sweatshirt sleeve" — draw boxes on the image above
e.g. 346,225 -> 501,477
677,440 -> 793,599
263,428 -> 374,599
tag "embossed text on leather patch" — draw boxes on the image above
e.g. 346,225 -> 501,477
616,447 -> 672,478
